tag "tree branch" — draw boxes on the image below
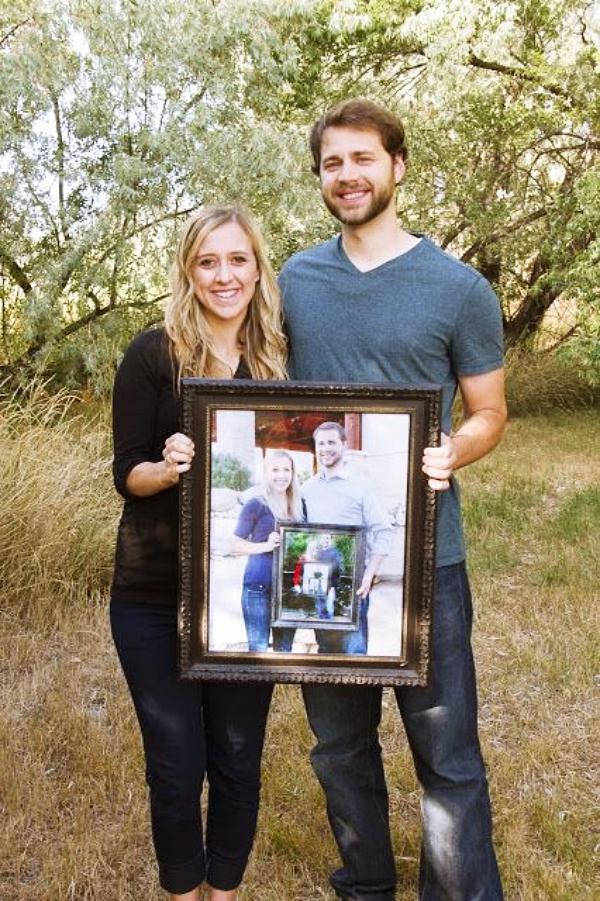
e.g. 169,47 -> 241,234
0,293 -> 169,375
50,91 -> 68,242
0,248 -> 33,294
460,207 -> 548,263
94,206 -> 195,269
0,18 -> 31,50
468,51 -> 574,102
441,220 -> 470,250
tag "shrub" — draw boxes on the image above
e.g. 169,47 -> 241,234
211,452 -> 252,491
505,348 -> 599,416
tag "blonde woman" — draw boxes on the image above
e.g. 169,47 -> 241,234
110,204 -> 286,901
231,450 -> 304,651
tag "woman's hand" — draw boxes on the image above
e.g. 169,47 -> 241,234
125,433 -> 195,497
264,531 -> 281,552
230,530 -> 281,556
163,432 -> 195,480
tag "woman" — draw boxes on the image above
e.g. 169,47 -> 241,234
231,450 -> 303,652
110,203 -> 287,901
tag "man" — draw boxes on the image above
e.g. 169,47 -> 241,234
279,98 -> 506,901
303,422 -> 393,650
316,532 -> 342,619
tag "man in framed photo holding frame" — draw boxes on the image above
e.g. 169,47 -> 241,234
279,98 -> 507,901
302,420 -> 394,654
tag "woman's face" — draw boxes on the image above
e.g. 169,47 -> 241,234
191,220 -> 260,330
265,456 -> 293,494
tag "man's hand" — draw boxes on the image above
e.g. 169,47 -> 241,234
422,368 -> 507,492
422,433 -> 455,492
356,555 -> 384,597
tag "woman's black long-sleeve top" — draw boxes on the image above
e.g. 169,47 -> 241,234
111,329 -> 182,608
111,328 -> 251,608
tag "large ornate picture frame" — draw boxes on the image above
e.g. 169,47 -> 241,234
179,380 -> 440,686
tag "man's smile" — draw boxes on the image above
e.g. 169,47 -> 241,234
337,187 -> 370,202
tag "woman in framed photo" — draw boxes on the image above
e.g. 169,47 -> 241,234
231,449 -> 304,652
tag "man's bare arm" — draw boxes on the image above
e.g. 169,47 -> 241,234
422,368 -> 507,491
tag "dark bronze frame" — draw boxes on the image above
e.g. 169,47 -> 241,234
179,379 -> 440,686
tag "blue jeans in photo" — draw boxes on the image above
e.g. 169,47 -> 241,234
301,562 -> 504,901
314,595 -> 369,655
241,583 -> 271,651
274,595 -> 369,654
272,626 -> 296,652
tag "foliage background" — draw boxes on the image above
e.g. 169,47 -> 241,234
0,0 -> 598,392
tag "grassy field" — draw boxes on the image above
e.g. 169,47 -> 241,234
0,387 -> 598,900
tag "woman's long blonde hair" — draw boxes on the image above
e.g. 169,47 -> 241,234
165,203 -> 287,381
261,450 -> 304,522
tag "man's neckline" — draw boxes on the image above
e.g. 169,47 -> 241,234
338,233 -> 423,273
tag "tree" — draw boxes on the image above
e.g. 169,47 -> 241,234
0,0 -> 598,389
0,0 -> 319,388
256,0 -> 599,360
211,453 -> 252,492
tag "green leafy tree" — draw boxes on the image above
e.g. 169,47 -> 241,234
0,0 -> 597,388
257,0 -> 599,362
211,452 -> 252,491
0,0 -> 320,387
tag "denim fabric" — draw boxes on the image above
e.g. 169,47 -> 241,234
302,563 -> 504,901
314,595 -> 370,655
273,595 -> 369,654
272,626 -> 295,652
241,583 -> 271,652
301,679 -> 396,900
110,604 -> 273,894
203,680 -> 273,889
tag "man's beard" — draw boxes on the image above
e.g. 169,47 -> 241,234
322,178 -> 396,227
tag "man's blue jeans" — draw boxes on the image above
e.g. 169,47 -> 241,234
314,595 -> 369,654
301,562 -> 504,900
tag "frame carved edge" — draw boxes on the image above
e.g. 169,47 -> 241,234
178,394 -> 194,676
419,389 -> 442,683
178,379 -> 442,687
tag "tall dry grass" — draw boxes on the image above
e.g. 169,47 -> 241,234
0,384 -> 598,900
0,381 -> 117,627
505,348 -> 599,416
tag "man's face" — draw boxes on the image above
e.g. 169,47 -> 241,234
314,429 -> 346,471
319,126 -> 405,227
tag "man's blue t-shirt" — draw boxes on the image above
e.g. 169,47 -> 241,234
279,235 -> 504,567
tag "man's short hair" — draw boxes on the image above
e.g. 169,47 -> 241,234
313,421 -> 346,442
309,97 -> 408,174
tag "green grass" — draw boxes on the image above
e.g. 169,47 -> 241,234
0,390 -> 598,900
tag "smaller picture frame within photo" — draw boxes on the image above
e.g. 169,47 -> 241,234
272,524 -> 366,633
